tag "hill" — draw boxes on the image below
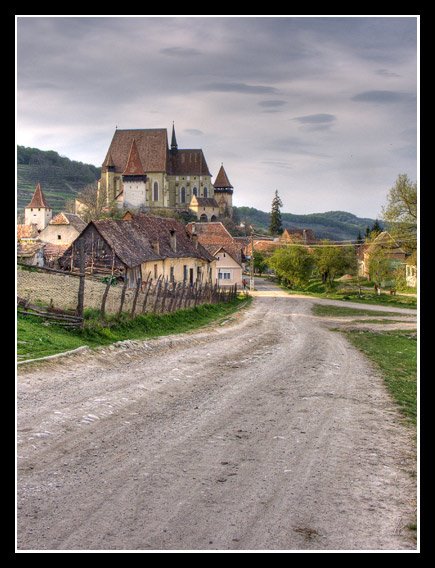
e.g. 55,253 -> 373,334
234,207 -> 377,241
17,146 -> 100,214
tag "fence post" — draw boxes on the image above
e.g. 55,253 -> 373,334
130,279 -> 142,318
76,240 -> 85,321
178,282 -> 186,310
153,277 -> 163,313
160,279 -> 169,313
100,278 -> 112,320
141,276 -> 153,313
117,274 -> 129,318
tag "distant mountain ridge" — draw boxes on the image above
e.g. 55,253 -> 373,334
17,146 -> 100,213
234,207 -> 376,241
16,146 -> 376,241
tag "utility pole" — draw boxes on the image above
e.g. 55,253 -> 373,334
250,229 -> 255,291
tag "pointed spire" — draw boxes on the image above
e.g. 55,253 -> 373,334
213,164 -> 233,189
123,139 -> 145,175
171,121 -> 178,151
26,183 -> 51,209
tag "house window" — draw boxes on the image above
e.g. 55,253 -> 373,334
192,187 -> 198,197
153,181 -> 159,201
183,265 -> 188,281
180,187 -> 186,203
154,264 -> 158,279
170,266 -> 175,282
57,235 -> 62,240
203,187 -> 208,198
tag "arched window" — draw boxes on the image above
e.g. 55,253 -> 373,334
192,187 -> 198,197
203,186 -> 208,198
180,187 -> 186,203
153,181 -> 159,201
200,213 -> 208,222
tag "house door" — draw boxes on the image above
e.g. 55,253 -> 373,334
189,268 -> 194,285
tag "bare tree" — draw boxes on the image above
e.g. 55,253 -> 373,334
75,182 -> 105,222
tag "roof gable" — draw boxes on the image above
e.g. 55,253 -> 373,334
103,129 -> 168,173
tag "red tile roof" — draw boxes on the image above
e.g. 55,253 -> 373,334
213,164 -> 233,189
103,129 -> 168,173
26,183 -> 51,209
186,222 -> 243,264
49,212 -> 86,232
123,139 -> 146,175
17,224 -> 39,240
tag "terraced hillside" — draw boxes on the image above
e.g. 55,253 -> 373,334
17,146 -> 100,214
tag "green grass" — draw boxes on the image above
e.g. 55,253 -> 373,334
278,278 -> 417,309
17,296 -> 251,362
343,330 -> 417,424
312,304 -> 400,318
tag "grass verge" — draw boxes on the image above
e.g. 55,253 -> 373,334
311,304 -> 400,318
342,329 -> 417,424
276,278 -> 417,309
17,296 -> 252,362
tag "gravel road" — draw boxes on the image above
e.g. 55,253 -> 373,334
17,280 -> 416,551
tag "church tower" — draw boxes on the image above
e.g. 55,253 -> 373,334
213,164 -> 234,217
122,139 -> 148,208
24,183 -> 52,231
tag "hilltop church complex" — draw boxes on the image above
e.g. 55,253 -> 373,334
94,124 -> 234,222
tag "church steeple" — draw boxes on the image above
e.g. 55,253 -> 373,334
170,121 -> 178,152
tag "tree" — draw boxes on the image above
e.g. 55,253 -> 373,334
356,230 -> 363,244
269,190 -> 283,235
370,219 -> 383,236
268,246 -> 314,288
75,182 -> 105,222
365,226 -> 371,239
313,242 -> 357,288
253,250 -> 268,276
382,173 -> 417,253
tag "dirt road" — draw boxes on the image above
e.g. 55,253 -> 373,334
17,280 -> 416,551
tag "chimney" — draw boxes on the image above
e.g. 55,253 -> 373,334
191,233 -> 198,249
152,240 -> 160,255
169,229 -> 177,253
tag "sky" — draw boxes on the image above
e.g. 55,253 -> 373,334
16,16 -> 418,218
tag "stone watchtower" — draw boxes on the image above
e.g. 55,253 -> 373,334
24,183 -> 52,232
122,139 -> 148,208
213,164 -> 234,218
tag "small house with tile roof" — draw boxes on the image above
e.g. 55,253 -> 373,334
39,212 -> 86,246
60,214 -> 216,288
186,222 -> 244,287
358,231 -> 409,279
188,196 -> 220,222
24,183 -> 52,231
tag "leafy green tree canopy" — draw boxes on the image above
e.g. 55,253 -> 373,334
268,246 -> 313,288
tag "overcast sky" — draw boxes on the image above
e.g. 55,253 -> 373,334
17,16 -> 417,218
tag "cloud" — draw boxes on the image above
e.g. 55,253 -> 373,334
376,68 -> 400,78
293,113 -> 336,124
199,82 -> 278,94
258,100 -> 287,107
160,46 -> 201,57
351,90 -> 414,103
184,129 -> 204,136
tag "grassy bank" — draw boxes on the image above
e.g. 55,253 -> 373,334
343,330 -> 417,424
277,278 -> 417,309
17,296 -> 251,362
311,304 -> 401,318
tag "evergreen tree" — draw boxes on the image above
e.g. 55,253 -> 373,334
269,190 -> 283,235
356,230 -> 363,244
365,226 -> 371,239
371,219 -> 383,236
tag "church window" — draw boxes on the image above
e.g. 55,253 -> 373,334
192,187 -> 198,197
203,187 -> 208,198
57,235 -> 61,240
180,187 -> 186,203
153,181 -> 159,201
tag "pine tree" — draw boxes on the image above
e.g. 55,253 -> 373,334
356,230 -> 363,244
365,226 -> 371,239
269,190 -> 283,235
371,219 -> 383,236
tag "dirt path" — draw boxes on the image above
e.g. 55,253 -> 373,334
17,280 -> 416,551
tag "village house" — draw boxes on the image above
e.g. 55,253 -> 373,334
357,231 -> 408,280
60,214 -> 216,288
39,212 -> 86,246
186,222 -> 245,287
244,228 -> 317,257
89,125 -> 234,221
